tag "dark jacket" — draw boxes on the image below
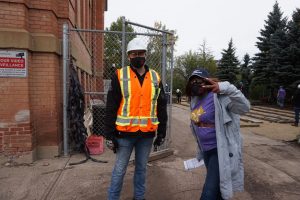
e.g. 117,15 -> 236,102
103,65 -> 168,139
293,89 -> 300,108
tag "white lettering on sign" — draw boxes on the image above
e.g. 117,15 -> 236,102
0,50 -> 27,77
0,57 -> 25,68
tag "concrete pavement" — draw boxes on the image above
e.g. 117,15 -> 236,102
1,104 -> 300,200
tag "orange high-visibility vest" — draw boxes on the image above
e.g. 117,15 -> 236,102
116,66 -> 161,132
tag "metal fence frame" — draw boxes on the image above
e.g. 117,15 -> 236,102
62,17 -> 175,156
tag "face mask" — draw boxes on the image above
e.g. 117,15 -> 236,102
191,84 -> 202,96
191,84 -> 206,96
130,57 -> 145,68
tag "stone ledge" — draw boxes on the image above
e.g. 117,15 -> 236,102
0,28 -> 61,55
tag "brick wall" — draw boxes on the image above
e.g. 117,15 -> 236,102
0,2 -> 28,30
0,122 -> 32,154
0,0 -> 106,162
29,53 -> 61,148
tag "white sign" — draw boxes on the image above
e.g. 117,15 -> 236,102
0,50 -> 27,77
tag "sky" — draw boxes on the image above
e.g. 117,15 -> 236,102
104,0 -> 299,61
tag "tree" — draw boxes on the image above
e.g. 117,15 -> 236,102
240,53 -> 252,97
197,40 -> 217,75
175,50 -> 199,82
216,38 -> 239,83
146,22 -> 178,73
252,2 -> 287,83
173,41 -> 217,94
286,8 -> 300,88
251,2 -> 288,102
268,26 -> 290,90
103,17 -> 135,78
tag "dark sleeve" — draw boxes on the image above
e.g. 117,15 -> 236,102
156,82 -> 168,138
103,72 -> 122,139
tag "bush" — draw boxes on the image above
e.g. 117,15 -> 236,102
249,84 -> 267,101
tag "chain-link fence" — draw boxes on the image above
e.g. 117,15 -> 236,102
62,17 -> 175,155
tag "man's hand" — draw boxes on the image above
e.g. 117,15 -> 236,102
105,137 -> 118,153
153,135 -> 165,148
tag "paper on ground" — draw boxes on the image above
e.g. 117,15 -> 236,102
184,158 -> 204,170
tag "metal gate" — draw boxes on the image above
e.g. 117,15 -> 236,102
62,17 -> 175,156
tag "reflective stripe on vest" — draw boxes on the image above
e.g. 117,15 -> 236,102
116,66 -> 160,130
119,66 -> 131,118
150,70 -> 159,120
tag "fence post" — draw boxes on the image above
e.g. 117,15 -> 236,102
167,32 -> 175,146
121,16 -> 126,68
63,23 -> 69,156
161,33 -> 167,86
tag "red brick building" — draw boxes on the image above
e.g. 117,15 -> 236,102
0,0 -> 107,162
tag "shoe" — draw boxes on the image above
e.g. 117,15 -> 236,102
291,123 -> 299,127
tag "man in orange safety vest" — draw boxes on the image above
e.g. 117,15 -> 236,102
104,37 -> 168,200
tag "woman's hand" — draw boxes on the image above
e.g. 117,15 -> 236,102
202,78 -> 220,93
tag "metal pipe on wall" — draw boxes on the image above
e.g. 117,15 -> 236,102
62,23 -> 69,156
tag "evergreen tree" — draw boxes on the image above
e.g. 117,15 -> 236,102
252,1 -> 287,102
269,26 -> 290,89
216,38 -> 239,83
286,8 -> 300,88
253,2 -> 286,84
240,53 -> 252,97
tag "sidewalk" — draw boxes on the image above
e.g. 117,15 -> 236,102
1,105 -> 300,200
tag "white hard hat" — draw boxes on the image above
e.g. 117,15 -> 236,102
176,89 -> 180,93
127,38 -> 147,53
298,84 -> 300,89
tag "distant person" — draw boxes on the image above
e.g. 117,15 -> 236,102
277,86 -> 286,108
165,83 -> 170,104
291,84 -> 300,127
185,68 -> 250,200
176,89 -> 182,104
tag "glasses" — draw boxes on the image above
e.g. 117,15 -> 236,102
190,79 -> 205,85
129,51 -> 146,58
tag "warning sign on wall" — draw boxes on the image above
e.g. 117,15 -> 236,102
0,50 -> 27,77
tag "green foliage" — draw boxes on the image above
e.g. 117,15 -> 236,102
249,83 -> 268,101
286,8 -> 300,87
172,73 -> 186,94
173,41 -> 217,94
175,50 -> 199,82
216,38 -> 240,83
104,17 -> 135,78
240,53 -> 252,97
250,2 -> 300,103
197,40 -> 218,75
147,21 -> 178,74
252,2 -> 287,88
